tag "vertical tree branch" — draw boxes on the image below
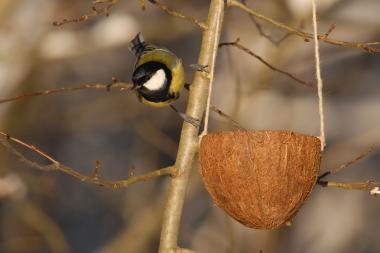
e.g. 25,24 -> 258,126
158,0 -> 225,252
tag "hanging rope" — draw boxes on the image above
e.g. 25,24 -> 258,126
312,0 -> 326,151
200,65 -> 216,140
199,11 -> 224,141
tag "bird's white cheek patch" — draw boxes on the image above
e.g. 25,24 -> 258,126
143,69 -> 166,91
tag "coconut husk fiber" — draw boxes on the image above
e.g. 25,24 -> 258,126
199,130 -> 321,229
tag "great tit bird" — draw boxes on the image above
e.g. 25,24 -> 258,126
128,33 -> 199,126
129,33 -> 185,107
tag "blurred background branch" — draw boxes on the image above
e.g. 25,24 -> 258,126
146,0 -> 207,30
53,0 -> 120,26
219,38 -> 313,86
317,147 -> 380,194
0,131 -> 175,188
227,0 -> 380,53
0,82 -> 132,104
54,0 -> 207,30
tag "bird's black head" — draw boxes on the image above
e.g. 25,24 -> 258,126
132,61 -> 173,102
132,61 -> 171,90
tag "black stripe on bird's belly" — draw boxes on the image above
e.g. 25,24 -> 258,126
135,61 -> 174,103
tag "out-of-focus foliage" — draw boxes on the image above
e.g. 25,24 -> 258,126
0,0 -> 379,252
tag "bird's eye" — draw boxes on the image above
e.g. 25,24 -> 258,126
132,71 -> 150,86
141,75 -> 151,83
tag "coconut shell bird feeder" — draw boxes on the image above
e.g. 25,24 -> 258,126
199,130 -> 322,229
199,12 -> 327,229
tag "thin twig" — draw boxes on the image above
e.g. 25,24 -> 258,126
93,160 -> 101,179
273,20 -> 305,46
317,147 -> 373,182
276,21 -> 306,45
0,132 -> 176,188
0,132 -> 59,164
147,0 -> 207,30
184,83 -> 245,130
245,10 -> 278,44
140,0 -> 146,10
219,38 -> 312,87
227,0 -> 380,54
210,105 -> 246,130
0,80 -> 246,131
0,82 -> 132,104
319,180 -> 380,191
240,0 -> 293,46
331,147 -> 374,174
53,0 -> 120,26
321,23 -> 336,39
317,147 -> 379,195
53,0 -> 207,30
